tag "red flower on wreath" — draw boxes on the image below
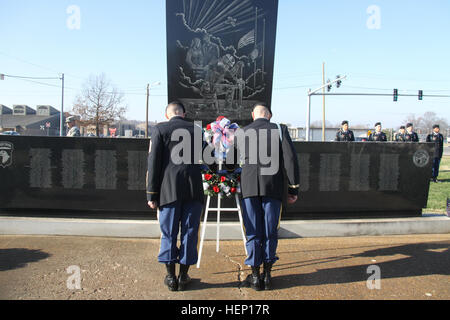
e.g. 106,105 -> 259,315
204,174 -> 213,181
231,187 -> 237,194
213,186 -> 220,193
206,124 -> 212,131
220,176 -> 227,183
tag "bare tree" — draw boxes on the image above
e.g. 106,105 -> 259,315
404,112 -> 449,134
72,74 -> 127,136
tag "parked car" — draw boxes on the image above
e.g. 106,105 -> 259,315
0,131 -> 20,136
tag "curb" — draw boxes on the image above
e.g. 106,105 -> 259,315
1,215 -> 449,239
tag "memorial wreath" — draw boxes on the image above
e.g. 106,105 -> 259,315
202,116 -> 241,198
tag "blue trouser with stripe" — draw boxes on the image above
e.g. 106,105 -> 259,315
241,197 -> 282,267
158,200 -> 203,266
432,158 -> 441,179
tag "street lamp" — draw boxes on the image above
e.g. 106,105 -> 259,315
146,81 -> 161,138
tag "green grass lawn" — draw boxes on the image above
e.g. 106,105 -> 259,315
424,156 -> 450,214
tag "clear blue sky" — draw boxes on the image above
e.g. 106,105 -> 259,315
1,0 -> 449,129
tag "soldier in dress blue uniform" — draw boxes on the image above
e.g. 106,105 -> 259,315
405,123 -> 419,142
368,122 -> 387,142
147,102 -> 204,292
426,124 -> 445,183
238,104 -> 300,291
335,121 -> 355,142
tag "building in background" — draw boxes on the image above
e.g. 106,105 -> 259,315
78,119 -> 158,138
0,104 -> 62,136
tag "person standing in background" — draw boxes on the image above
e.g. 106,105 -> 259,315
66,116 -> 81,137
369,122 -> 387,142
426,125 -> 444,183
335,121 -> 355,142
395,126 -> 407,142
405,123 -> 419,142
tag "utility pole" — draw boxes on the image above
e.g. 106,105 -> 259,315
145,81 -> 161,139
322,63 -> 326,142
60,73 -> 65,137
145,84 -> 150,138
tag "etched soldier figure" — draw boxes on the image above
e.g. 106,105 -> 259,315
368,122 -> 387,142
202,34 -> 220,70
238,104 -> 300,291
147,102 -> 204,292
186,38 -> 204,70
395,126 -> 407,142
404,123 -> 419,142
426,124 -> 444,183
335,121 -> 355,142
66,116 -> 81,137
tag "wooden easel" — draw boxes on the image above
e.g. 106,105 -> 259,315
197,162 -> 248,269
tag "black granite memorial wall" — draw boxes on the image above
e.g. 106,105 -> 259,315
0,136 -> 435,220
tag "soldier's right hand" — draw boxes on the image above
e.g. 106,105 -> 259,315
287,195 -> 298,204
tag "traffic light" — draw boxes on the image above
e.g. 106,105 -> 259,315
327,79 -> 332,92
336,75 -> 342,88
419,90 -> 423,101
393,89 -> 398,102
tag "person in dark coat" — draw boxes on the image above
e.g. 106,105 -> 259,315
405,123 -> 419,142
368,122 -> 387,142
236,104 -> 300,291
147,101 -> 204,292
395,126 -> 407,142
335,121 -> 355,142
426,124 -> 445,182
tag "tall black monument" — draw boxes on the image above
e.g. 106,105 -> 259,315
166,0 -> 279,125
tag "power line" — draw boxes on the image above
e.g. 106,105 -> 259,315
5,76 -> 76,90
3,74 -> 60,80
0,51 -> 60,75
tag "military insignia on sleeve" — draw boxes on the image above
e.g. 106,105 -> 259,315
413,150 -> 430,168
0,141 -> 14,168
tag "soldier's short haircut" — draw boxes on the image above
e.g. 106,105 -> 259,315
166,101 -> 186,115
253,103 -> 272,116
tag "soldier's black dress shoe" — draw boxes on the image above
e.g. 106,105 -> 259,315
262,262 -> 273,290
178,264 -> 191,291
164,263 -> 178,292
244,266 -> 262,291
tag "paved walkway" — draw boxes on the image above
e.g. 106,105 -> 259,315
0,234 -> 449,300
